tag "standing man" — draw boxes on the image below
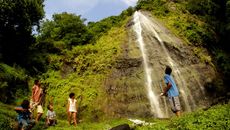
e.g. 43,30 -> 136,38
160,66 -> 181,116
31,80 -> 43,122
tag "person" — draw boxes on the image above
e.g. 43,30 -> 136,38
46,104 -> 57,126
31,80 -> 43,122
15,100 -> 35,130
160,66 -> 181,117
67,93 -> 77,126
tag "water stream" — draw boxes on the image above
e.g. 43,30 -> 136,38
133,12 -> 164,118
133,11 -> 201,117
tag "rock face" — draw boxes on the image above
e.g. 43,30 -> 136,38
104,11 -> 216,118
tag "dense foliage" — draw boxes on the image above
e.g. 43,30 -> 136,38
88,7 -> 134,41
0,0 -> 44,103
0,64 -> 28,103
135,103 -> 230,130
0,103 -> 16,130
168,104 -> 230,130
39,22 -> 127,122
0,0 -> 229,129
185,0 -> 230,85
0,0 -> 44,65
38,13 -> 92,49
0,0 -> 134,103
0,2 -> 133,127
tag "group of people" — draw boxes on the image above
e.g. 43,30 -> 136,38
15,80 -> 78,130
14,66 -> 181,130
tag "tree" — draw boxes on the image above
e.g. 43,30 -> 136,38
224,0 -> 230,50
38,13 -> 92,49
0,0 -> 44,65
0,0 -> 45,103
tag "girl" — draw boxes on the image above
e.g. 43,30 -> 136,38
67,93 -> 77,126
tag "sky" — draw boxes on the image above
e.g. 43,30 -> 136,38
44,0 -> 138,22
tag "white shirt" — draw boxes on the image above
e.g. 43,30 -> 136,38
68,98 -> 77,112
46,110 -> 56,119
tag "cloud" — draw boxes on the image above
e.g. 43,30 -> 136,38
84,0 -> 128,22
44,0 -> 137,21
121,0 -> 138,6
44,0 -> 99,19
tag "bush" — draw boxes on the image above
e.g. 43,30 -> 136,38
169,104 -> 230,130
0,103 -> 17,130
0,63 -> 29,103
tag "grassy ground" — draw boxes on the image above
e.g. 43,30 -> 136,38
1,102 -> 229,130
35,119 -> 132,130
0,103 -> 16,130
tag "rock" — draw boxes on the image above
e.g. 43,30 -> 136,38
110,124 -> 132,130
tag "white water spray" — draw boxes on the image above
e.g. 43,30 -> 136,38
135,12 -> 196,111
133,12 -> 164,118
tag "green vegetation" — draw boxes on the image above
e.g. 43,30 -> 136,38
38,13 -> 91,49
1,100 -> 229,129
0,63 -> 29,103
88,7 -> 134,41
0,0 -> 45,103
0,0 -> 230,129
0,0 -> 134,128
0,103 -> 16,130
136,0 -> 216,46
0,0 -> 44,66
168,103 -> 230,130
0,0 -> 134,104
40,25 -> 127,121
35,7 -> 133,122
135,103 -> 230,130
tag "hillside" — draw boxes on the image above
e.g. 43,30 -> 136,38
0,0 -> 230,130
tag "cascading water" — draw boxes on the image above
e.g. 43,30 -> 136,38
134,11 -> 195,112
133,12 -> 164,118
132,11 -> 215,117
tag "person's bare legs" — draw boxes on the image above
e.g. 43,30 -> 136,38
176,111 -> 181,117
27,124 -> 34,130
68,112 -> 72,125
73,112 -> 77,126
45,117 -> 49,126
36,113 -> 42,123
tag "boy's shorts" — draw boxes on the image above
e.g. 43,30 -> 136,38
37,105 -> 43,113
30,101 -> 44,113
168,96 -> 181,113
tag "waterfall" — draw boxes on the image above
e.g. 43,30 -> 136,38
133,12 -> 164,118
135,11 -> 196,112
132,11 -> 209,117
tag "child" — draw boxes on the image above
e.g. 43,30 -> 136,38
31,80 -> 43,122
15,100 -> 35,130
46,104 -> 57,126
160,66 -> 181,117
67,93 -> 77,126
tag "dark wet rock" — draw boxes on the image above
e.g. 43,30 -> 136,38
115,58 -> 142,69
110,124 -> 132,130
126,20 -> 135,28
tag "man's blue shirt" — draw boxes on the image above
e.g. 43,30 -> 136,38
164,74 -> 179,97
